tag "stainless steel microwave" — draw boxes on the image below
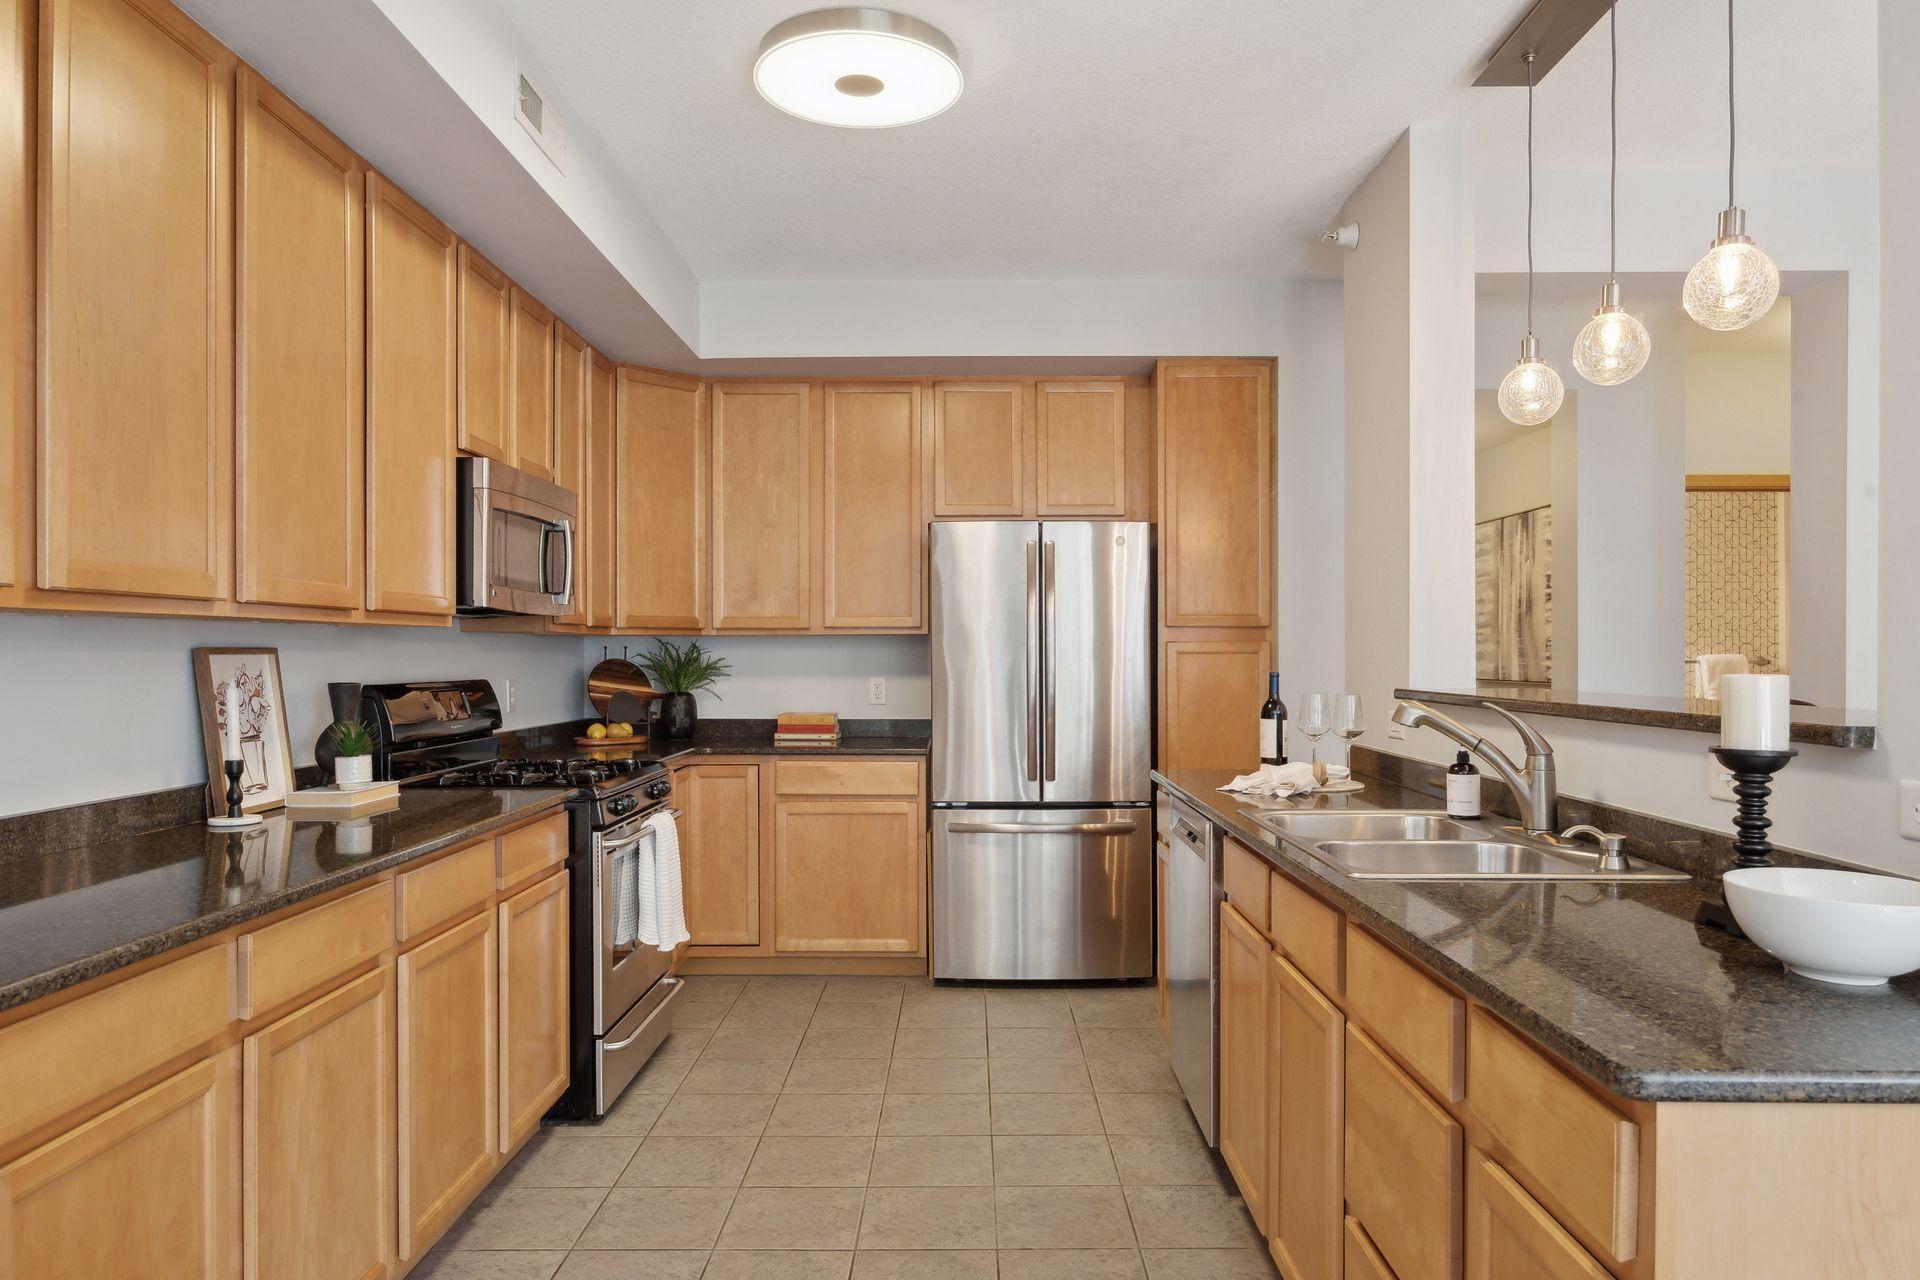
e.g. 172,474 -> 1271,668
456,457 -> 576,616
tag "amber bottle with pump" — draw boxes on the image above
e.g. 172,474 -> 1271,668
1446,751 -> 1482,818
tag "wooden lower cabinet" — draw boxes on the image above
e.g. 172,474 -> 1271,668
242,964 -> 393,1280
498,872 -> 569,1152
682,763 -> 762,947
1268,952 -> 1344,1280
0,1050 -> 241,1280
1345,1024 -> 1463,1280
773,797 -> 922,953
1218,901 -> 1271,1232
1346,1215 -> 1401,1280
396,910 -> 498,1261
1466,1152 -> 1610,1280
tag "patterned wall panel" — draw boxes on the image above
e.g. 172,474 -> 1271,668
1685,490 -> 1787,687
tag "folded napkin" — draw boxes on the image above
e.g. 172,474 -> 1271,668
1218,761 -> 1351,799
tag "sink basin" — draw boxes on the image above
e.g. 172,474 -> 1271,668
1309,839 -> 1690,882
1252,811 -> 1476,843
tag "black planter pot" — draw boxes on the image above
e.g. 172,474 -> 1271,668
313,681 -> 363,772
657,691 -> 698,739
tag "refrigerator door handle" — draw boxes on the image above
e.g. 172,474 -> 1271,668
1025,539 -> 1040,782
1043,538 -> 1057,783
948,820 -> 1141,836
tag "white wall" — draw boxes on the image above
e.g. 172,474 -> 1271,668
1274,281 -> 1347,700
1475,424 -> 1552,523
1684,352 -> 1791,474
0,615 -> 588,817
599,636 -> 931,722
1789,276 -> 1852,705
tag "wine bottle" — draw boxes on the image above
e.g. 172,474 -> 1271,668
1260,672 -> 1287,766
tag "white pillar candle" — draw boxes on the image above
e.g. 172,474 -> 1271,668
223,678 -> 243,761
1720,674 -> 1790,751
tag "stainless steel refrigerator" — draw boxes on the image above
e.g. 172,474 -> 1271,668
929,520 -> 1154,981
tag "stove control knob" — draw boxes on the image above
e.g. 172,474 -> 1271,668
610,796 -> 637,817
646,781 -> 672,800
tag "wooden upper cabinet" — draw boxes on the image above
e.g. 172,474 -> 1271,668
37,0 -> 234,599
0,1051 -> 240,1280
1161,631 -> 1271,775
616,365 -> 707,631
552,322 -> 590,626
455,242 -> 512,464
509,287 -> 556,481
682,763 -> 761,947
1157,361 -> 1273,628
931,382 -> 1025,517
711,381 -> 816,630
365,172 -> 457,617
585,351 -> 617,629
1036,380 -> 1127,516
823,382 -> 922,630
234,67 -> 363,611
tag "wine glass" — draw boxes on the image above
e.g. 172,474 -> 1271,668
1298,693 -> 1331,767
1334,694 -> 1364,770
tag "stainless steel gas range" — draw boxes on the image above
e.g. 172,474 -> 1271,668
363,679 -> 684,1121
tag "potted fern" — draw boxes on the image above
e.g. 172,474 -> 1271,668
638,639 -> 730,739
328,719 -> 376,787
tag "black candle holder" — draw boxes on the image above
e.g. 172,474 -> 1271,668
207,758 -> 262,828
1694,746 -> 1796,935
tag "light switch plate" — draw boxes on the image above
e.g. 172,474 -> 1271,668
504,679 -> 517,714
1386,723 -> 1407,741
1900,780 -> 1920,841
1708,758 -> 1737,803
868,677 -> 887,706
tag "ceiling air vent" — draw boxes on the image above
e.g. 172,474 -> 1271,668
514,69 -> 567,172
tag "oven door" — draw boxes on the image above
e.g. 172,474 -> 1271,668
458,457 -> 576,616
595,823 -> 676,1033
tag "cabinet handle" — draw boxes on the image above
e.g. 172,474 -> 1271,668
1043,539 -> 1057,783
1025,539 -> 1039,783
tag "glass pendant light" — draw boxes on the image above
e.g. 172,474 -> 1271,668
1682,0 -> 1778,330
1573,2 -> 1651,385
1499,53 -> 1565,426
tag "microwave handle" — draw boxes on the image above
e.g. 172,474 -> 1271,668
544,519 -> 575,604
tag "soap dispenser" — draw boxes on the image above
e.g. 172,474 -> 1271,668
1446,751 -> 1482,819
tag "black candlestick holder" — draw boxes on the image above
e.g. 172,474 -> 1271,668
207,758 -> 262,828
1694,746 -> 1796,935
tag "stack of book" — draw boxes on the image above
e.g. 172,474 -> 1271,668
283,778 -> 401,814
773,712 -> 840,748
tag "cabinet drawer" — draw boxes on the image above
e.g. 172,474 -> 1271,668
1221,837 -> 1270,934
497,813 -> 569,890
1345,923 -> 1464,1101
237,881 -> 393,1018
1345,1216 -> 1401,1280
1468,1007 -> 1638,1264
1271,871 -> 1342,996
396,840 -> 496,944
1466,1152 -> 1611,1280
774,759 -> 920,796
0,944 -> 233,1149
1345,1025 -> 1463,1280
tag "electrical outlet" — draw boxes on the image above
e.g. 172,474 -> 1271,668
1901,780 -> 1920,841
1708,758 -> 1737,803
504,679 -> 517,714
868,677 -> 887,706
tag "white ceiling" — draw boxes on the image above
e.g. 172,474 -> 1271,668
492,0 -> 1531,282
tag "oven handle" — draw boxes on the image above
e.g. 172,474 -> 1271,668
598,807 -> 685,853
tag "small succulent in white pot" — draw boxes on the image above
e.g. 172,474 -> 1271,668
328,720 -> 376,787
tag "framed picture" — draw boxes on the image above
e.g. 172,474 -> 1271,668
193,647 -> 296,816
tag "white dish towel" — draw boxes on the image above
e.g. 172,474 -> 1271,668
1218,761 -> 1350,800
611,836 -> 641,949
634,809 -> 691,952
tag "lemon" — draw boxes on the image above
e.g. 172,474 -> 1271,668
586,723 -> 608,740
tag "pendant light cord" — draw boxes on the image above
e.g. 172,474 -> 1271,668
1526,51 -> 1535,337
1609,0 -> 1617,280
1727,0 -> 1736,207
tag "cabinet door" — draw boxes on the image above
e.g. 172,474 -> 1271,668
615,365 -> 707,630
1157,362 -> 1272,628
1270,952 -> 1345,1280
499,872 -> 569,1151
1345,1216 -> 1401,1280
1161,632 -> 1271,775
585,352 -> 617,629
552,322 -> 590,626
1345,1024 -> 1463,1280
0,1052 -> 239,1279
234,67 -> 363,611
365,172 -> 457,616
510,287 -> 556,481
1466,1153 -> 1610,1280
712,381 -> 816,630
773,798 -> 921,953
456,242 -> 512,464
1218,900 -> 1270,1233
38,0 -> 233,599
243,965 -> 393,1280
396,910 -> 497,1260
931,382 -> 1025,517
824,382 -> 923,629
1036,381 -> 1126,516
682,764 -> 761,947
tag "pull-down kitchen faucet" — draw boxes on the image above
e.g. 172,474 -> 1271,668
1390,700 -> 1558,835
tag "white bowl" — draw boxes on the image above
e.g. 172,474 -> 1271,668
1724,867 -> 1920,986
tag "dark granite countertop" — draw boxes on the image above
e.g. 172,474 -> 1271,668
1154,767 -> 1920,1103
0,788 -> 570,1014
1396,684 -> 1876,749
518,718 -> 931,762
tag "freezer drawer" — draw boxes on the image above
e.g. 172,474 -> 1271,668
932,807 -> 1153,980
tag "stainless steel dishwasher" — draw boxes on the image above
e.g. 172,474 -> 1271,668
1165,793 -> 1220,1145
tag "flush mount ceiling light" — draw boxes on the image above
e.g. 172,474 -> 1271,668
754,7 -> 962,128
1498,52 -> 1566,427
1573,1 -> 1650,387
1683,0 -> 1778,331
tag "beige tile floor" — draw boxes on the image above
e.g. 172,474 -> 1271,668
417,975 -> 1277,1280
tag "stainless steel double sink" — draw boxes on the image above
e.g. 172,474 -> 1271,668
1245,809 -> 1689,882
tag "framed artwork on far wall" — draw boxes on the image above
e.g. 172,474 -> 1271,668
192,647 -> 296,817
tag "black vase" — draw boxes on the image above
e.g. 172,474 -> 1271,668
313,681 -> 364,771
657,691 -> 698,739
